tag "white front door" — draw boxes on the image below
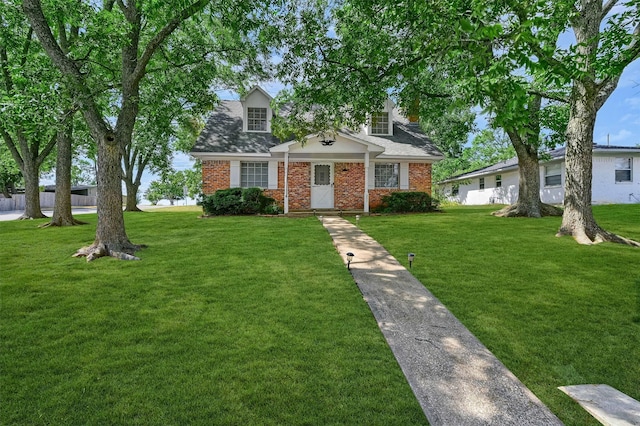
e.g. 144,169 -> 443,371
311,163 -> 334,208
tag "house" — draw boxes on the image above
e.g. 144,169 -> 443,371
190,86 -> 444,213
439,144 -> 640,205
43,185 -> 98,197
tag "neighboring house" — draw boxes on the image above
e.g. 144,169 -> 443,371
439,144 -> 640,205
43,185 -> 98,197
190,86 -> 444,213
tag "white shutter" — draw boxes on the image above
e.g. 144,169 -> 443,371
268,161 -> 278,189
230,161 -> 240,188
400,163 -> 409,189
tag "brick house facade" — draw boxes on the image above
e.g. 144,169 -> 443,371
192,86 -> 443,213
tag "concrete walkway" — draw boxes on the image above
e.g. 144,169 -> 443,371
321,216 -> 563,426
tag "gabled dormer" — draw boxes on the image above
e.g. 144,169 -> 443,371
366,98 -> 395,136
241,86 -> 273,133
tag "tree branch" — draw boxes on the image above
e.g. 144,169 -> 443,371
317,43 -> 372,84
36,131 -> 58,165
0,45 -> 13,93
22,0 -> 111,137
0,125 -> 24,170
601,0 -> 619,20
527,89 -> 569,103
132,0 -> 210,84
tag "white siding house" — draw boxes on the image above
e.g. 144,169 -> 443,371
440,145 -> 640,205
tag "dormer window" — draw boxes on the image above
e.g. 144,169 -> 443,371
247,107 -> 268,132
370,112 -> 389,135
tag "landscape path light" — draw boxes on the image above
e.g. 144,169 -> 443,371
408,253 -> 415,269
319,215 -> 323,224
356,215 -> 361,227
346,252 -> 354,270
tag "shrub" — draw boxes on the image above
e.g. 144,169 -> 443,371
375,191 -> 439,213
201,188 -> 278,216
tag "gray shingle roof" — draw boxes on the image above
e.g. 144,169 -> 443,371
440,144 -> 640,183
192,101 -> 281,154
192,101 -> 443,159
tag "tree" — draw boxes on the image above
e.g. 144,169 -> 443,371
23,0 -> 278,260
43,118 -> 88,227
144,170 -> 187,206
509,0 -> 640,244
275,0 -> 565,218
0,3 -> 62,219
0,143 -> 22,198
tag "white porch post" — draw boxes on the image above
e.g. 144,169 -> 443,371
364,152 -> 370,212
284,152 -> 289,214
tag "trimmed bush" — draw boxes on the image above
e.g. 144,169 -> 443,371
375,191 -> 439,213
200,188 -> 279,216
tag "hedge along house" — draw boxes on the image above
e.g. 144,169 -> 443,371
191,86 -> 444,213
439,144 -> 640,205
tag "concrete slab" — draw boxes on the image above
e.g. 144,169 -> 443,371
559,384 -> 640,426
322,216 -> 563,426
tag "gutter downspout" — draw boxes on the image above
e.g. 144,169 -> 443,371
284,152 -> 289,214
364,151 -> 370,212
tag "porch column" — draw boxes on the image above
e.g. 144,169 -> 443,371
364,152 -> 370,212
284,152 -> 289,214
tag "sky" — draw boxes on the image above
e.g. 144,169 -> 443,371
135,59 -> 640,205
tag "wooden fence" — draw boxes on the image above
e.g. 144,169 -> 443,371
0,193 -> 97,211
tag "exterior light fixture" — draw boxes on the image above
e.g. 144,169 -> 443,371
319,215 -> 323,224
408,253 -> 415,269
346,252 -> 354,270
355,215 -> 361,226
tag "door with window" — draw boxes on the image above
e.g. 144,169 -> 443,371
311,163 -> 334,208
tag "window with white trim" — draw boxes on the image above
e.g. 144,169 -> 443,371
374,163 -> 399,188
452,184 -> 459,196
479,177 -> 485,190
615,157 -> 632,182
496,174 -> 502,188
247,107 -> 267,131
370,112 -> 389,135
240,162 -> 268,188
544,163 -> 561,186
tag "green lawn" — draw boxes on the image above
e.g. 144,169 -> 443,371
355,204 -> 640,426
2,205 -> 638,425
0,210 -> 426,425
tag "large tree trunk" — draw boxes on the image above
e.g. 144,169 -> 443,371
124,180 -> 142,211
556,81 -> 619,244
19,153 -> 46,220
556,0 -> 639,246
74,132 -> 142,260
493,95 -> 562,218
43,121 -> 86,227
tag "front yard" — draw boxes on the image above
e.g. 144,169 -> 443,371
1,204 -> 638,425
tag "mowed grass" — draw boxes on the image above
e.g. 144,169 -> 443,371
356,204 -> 640,426
0,210 -> 427,425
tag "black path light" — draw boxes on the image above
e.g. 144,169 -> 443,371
408,253 -> 415,269
346,252 -> 354,270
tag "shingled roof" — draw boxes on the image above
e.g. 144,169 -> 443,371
192,101 -> 281,154
192,100 -> 443,159
440,144 -> 640,183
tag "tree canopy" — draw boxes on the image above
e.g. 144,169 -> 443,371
23,0 -> 282,260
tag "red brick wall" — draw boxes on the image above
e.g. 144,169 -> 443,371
369,163 -> 433,210
201,160 -> 432,211
202,160 -> 230,194
287,162 -> 311,210
369,188 -> 397,210
263,162 -> 285,208
409,163 -> 432,193
334,163 -> 365,210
